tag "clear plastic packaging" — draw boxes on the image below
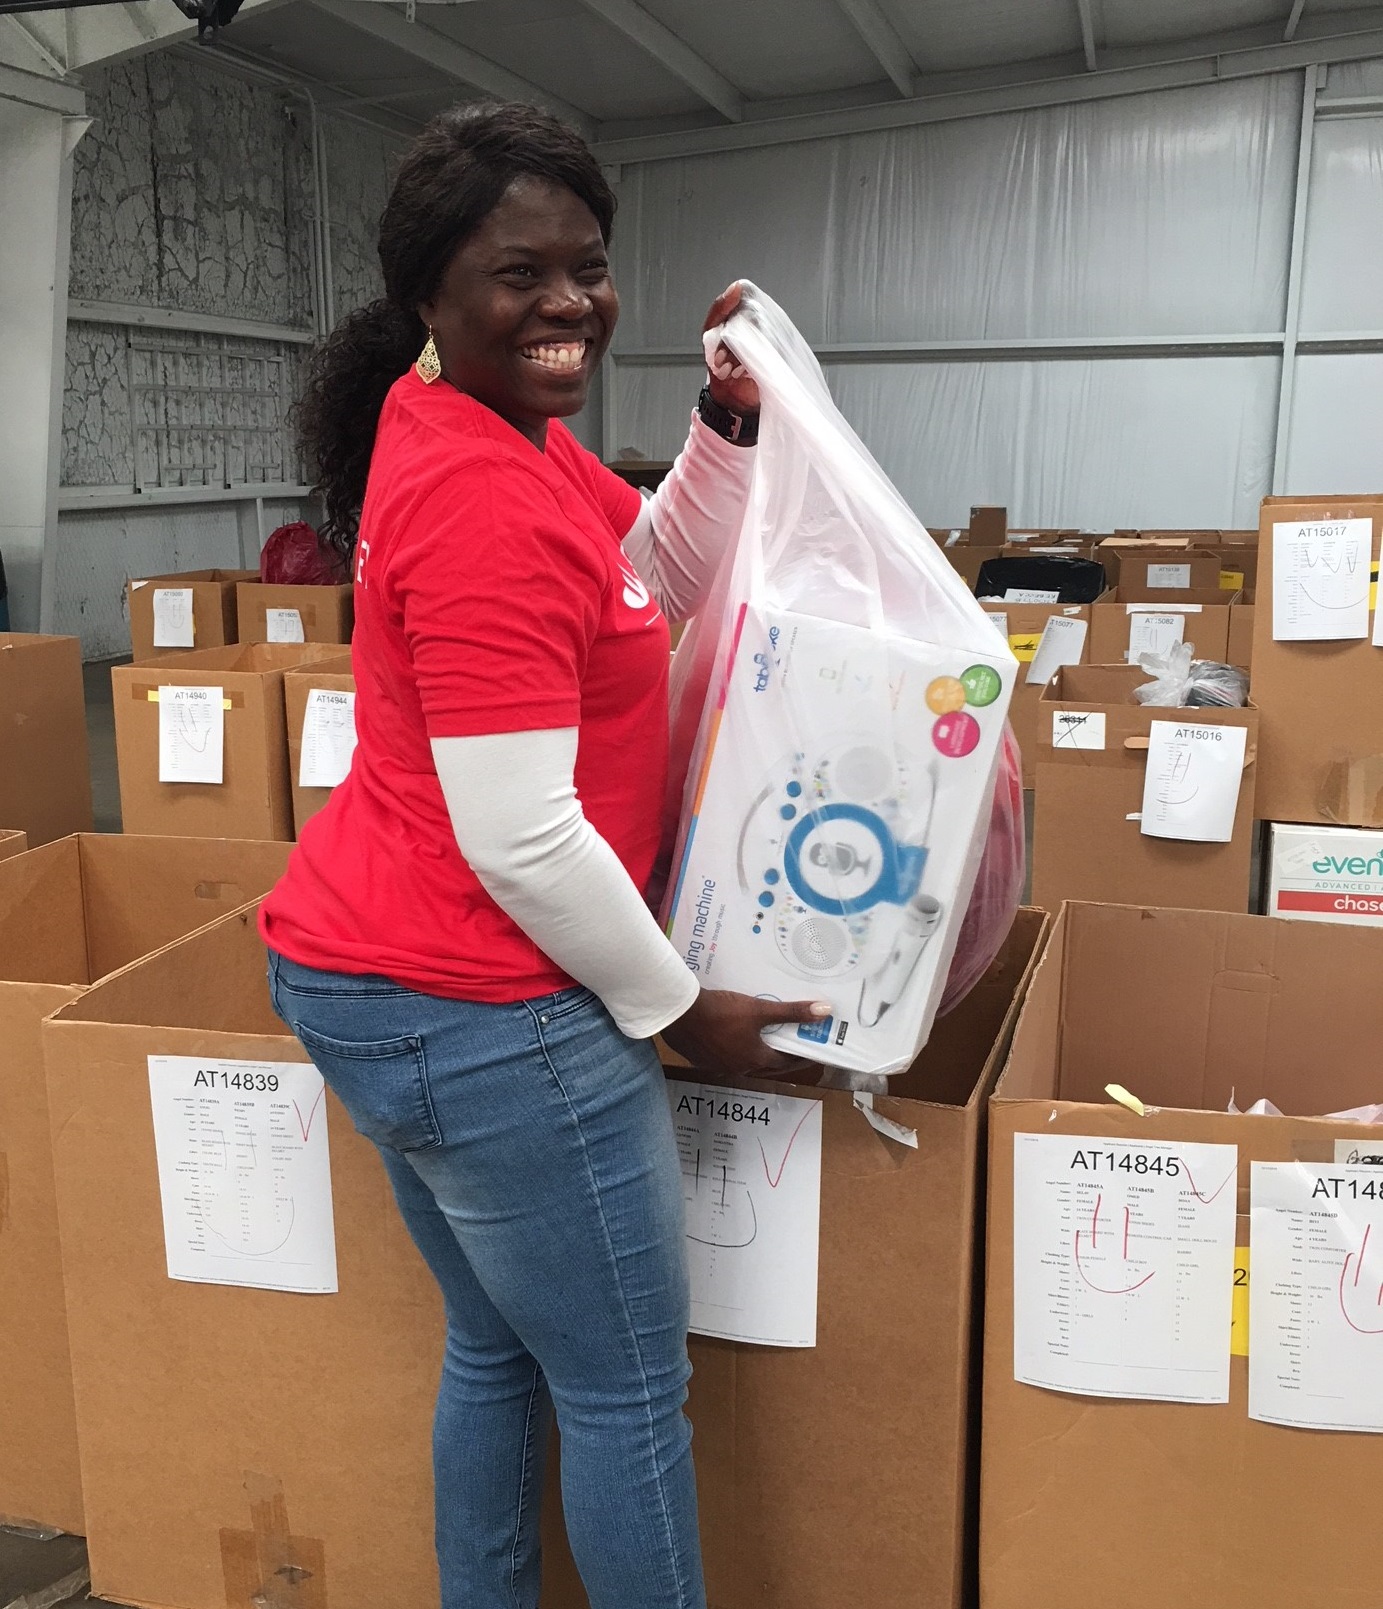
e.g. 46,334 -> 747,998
659,282 -> 1022,1076
1133,642 -> 1249,709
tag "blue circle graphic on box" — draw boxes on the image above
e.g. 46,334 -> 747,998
783,804 -> 927,917
786,780 -> 802,798
780,804 -> 797,820
764,868 -> 780,885
758,892 -> 774,908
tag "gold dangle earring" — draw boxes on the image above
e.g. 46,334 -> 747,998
416,327 -> 442,384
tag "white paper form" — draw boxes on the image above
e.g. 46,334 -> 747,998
1052,709 -> 1106,751
266,607 -> 305,643
1140,720 -> 1247,843
667,1080 -> 823,1347
147,1056 -> 338,1294
1147,563 -> 1192,589
1272,519 -> 1371,641
1127,611 -> 1187,664
1025,614 -> 1088,686
158,685 -> 224,784
1250,1163 -> 1383,1433
298,687 -> 357,788
985,611 -> 1009,640
152,587 -> 195,649
1005,588 -> 1060,604
1013,1132 -> 1237,1402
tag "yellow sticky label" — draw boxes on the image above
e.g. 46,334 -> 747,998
1372,561 -> 1379,614
1009,633 -> 1041,663
1231,1246 -> 1250,1356
1220,569 -> 1244,590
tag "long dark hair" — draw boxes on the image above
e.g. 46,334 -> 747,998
297,102 -> 617,556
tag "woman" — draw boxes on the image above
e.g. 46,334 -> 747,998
261,102 -> 826,1609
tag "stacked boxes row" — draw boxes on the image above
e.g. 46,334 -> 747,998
128,569 -> 353,661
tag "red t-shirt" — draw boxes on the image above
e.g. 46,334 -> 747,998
260,370 -> 667,1001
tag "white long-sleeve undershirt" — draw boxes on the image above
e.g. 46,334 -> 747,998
430,411 -> 753,1038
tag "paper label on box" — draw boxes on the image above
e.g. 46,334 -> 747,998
1221,569 -> 1245,590
667,1081 -> 822,1347
1126,603 -> 1202,614
1231,1246 -> 1250,1357
1025,613 -> 1088,686
152,587 -> 195,649
1272,518 -> 1372,641
985,611 -> 1009,640
1004,588 -> 1060,604
158,684 -> 224,784
1335,1139 -> 1383,1166
266,607 -> 305,644
1126,611 -> 1186,664
1008,631 -> 1040,661
1052,709 -> 1106,750
1250,1162 -> 1383,1432
1013,1132 -> 1238,1403
1140,720 -> 1247,842
146,1056 -> 338,1295
1147,563 -> 1192,588
299,687 -> 357,789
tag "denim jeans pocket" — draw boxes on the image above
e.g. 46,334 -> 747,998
292,1022 -> 442,1153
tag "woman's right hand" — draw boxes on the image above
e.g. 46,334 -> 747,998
661,988 -> 831,1078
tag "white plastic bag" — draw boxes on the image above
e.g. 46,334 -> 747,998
659,283 -> 1020,1077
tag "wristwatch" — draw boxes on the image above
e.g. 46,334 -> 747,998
697,384 -> 759,447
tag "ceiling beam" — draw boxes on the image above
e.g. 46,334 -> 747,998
0,53 -> 83,111
309,0 -> 594,136
1074,0 -> 1098,70
64,0 -> 290,71
1285,0 -> 1309,40
5,12 -> 65,74
833,0 -> 916,97
571,0 -> 742,121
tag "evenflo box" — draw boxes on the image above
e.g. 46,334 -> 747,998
43,903 -> 442,1609
0,834 -> 289,1535
544,909 -> 1049,1609
981,902 -> 1383,1609
1267,823 -> 1383,924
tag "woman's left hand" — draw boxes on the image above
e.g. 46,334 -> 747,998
702,283 -> 759,415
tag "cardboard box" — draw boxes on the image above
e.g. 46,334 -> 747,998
1097,538 -> 1225,593
1250,495 -> 1383,826
236,582 -> 353,646
0,828 -> 26,860
127,569 -> 256,662
284,655 -> 355,838
980,603 -> 1092,787
43,902 -> 443,1608
1088,586 -> 1235,666
0,834 -> 290,1535
543,908 -> 1050,1609
113,643 -> 348,841
1265,821 -> 1383,923
1031,664 -> 1258,913
968,504 -> 1008,545
981,901 -> 1383,1609
0,634 -> 94,847
1228,590 -> 1255,669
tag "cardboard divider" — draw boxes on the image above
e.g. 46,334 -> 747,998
127,570 -> 256,662
0,836 -> 290,1537
0,829 -> 27,860
543,907 -> 1050,1609
981,902 -> 1383,1609
0,634 -> 94,847
1228,588 -> 1255,669
43,903 -> 442,1609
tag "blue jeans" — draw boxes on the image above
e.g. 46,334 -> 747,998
267,950 -> 705,1609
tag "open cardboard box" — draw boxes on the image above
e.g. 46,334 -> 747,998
283,654 -> 355,838
126,570 -> 257,662
113,643 -> 349,841
543,908 -> 1050,1609
236,582 -> 354,647
1088,585 -> 1237,666
43,901 -> 442,1608
982,901 -> 1383,1609
0,835 -> 290,1535
0,634 -> 94,848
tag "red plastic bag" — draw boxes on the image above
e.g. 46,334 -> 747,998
259,522 -> 349,586
937,722 -> 1025,1016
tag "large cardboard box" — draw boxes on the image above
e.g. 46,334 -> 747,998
1250,495 -> 1383,826
0,835 -> 290,1535
43,902 -> 442,1608
1031,664 -> 1258,913
981,901 -> 1383,1609
543,908 -> 1049,1609
284,655 -> 355,838
127,569 -> 256,662
236,582 -> 353,647
980,602 -> 1092,787
968,504 -> 1008,545
1228,589 -> 1255,669
0,634 -> 94,847
113,643 -> 348,841
1097,537 -> 1225,593
0,828 -> 26,859
1088,585 -> 1235,666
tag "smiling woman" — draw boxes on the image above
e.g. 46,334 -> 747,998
260,102 -> 824,1609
